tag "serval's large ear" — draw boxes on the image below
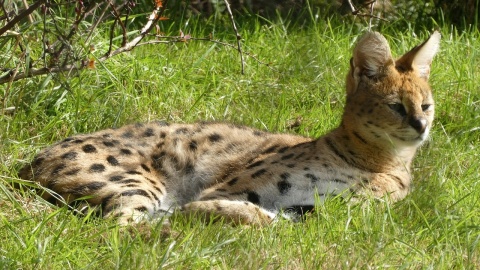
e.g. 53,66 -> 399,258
348,32 -> 394,94
395,31 -> 441,80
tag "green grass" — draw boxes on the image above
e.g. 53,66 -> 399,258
1,12 -> 479,269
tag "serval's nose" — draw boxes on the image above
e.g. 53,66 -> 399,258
409,117 -> 427,134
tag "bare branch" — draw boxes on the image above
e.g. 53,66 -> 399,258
99,0 -> 169,61
0,0 -> 45,36
108,1 -> 128,47
368,0 -> 376,31
223,0 -> 245,74
21,0 -> 34,23
1,0 -> 274,85
0,65 -> 82,84
147,35 -> 276,72
343,0 -> 387,23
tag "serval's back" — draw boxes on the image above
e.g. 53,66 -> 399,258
19,31 -> 441,225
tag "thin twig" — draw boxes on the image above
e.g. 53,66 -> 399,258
108,0 -> 128,47
85,2 -> 109,45
345,0 -> 387,23
99,0 -> 169,60
223,0 -> 244,74
0,0 -> 45,36
21,0 -> 34,23
368,0 -> 376,31
1,0 -> 275,84
50,2 -> 98,62
146,35 -> 276,72
0,65 -> 81,84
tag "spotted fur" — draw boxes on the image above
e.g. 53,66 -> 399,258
19,31 -> 440,225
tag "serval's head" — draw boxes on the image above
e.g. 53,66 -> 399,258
344,31 -> 441,150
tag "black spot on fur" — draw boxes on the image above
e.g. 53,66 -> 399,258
72,139 -> 84,144
149,191 -> 159,201
295,152 -> 306,160
135,206 -> 148,212
262,145 -> 278,154
51,164 -> 66,175
278,146 -> 289,153
143,128 -> 154,137
65,168 -> 80,175
122,131 -> 133,138
228,177 -> 239,186
82,144 -> 97,153
326,138 -> 350,164
120,148 -> 132,155
352,131 -> 368,144
126,170 -> 142,175
107,155 -> 119,166
247,191 -> 260,204
109,175 -> 124,182
120,189 -> 150,198
33,157 -> 44,166
332,178 -> 347,184
305,173 -> 319,183
61,151 -> 78,160
251,168 -> 267,179
281,153 -> 295,160
189,140 -> 197,151
277,180 -> 292,194
141,164 -> 151,172
89,163 -> 106,173
246,160 -> 264,169
71,182 -> 107,195
286,164 -> 295,168
153,186 -> 164,194
208,133 -> 222,142
103,141 -> 115,147
119,179 -> 142,184
152,151 -> 166,161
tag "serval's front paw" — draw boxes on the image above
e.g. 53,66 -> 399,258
181,200 -> 275,226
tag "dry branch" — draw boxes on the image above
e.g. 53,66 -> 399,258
223,0 -> 245,74
0,0 -> 45,36
0,0 -> 267,85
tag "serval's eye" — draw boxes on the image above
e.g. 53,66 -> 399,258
421,104 -> 432,111
388,103 -> 407,116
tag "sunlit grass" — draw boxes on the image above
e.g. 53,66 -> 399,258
1,10 -> 479,269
